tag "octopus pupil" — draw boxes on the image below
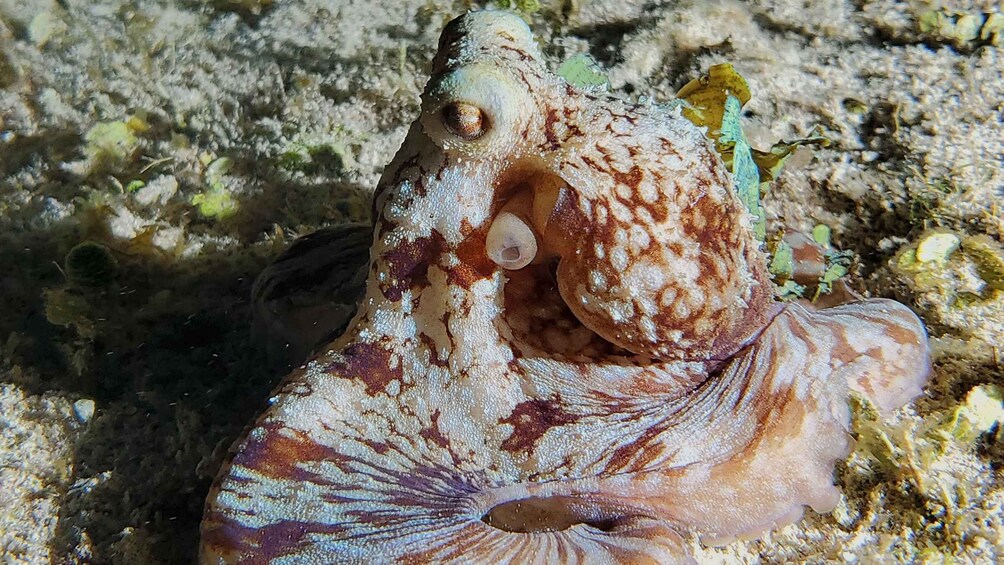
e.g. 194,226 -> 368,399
443,102 -> 487,140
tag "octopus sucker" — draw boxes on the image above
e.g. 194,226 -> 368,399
201,10 -> 931,564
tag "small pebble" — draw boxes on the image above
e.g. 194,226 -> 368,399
917,232 -> 961,263
73,398 -> 96,423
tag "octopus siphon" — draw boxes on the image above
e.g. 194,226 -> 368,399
201,10 -> 931,564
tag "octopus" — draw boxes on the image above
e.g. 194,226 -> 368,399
201,10 -> 931,564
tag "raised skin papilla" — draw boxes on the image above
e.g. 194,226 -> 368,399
201,11 -> 931,564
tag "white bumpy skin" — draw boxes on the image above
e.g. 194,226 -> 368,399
201,10 -> 931,564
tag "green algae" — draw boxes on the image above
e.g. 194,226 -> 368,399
812,223 -> 832,247
850,393 -> 901,475
815,247 -> 852,300
277,141 -> 355,174
557,53 -> 610,90
191,157 -> 238,219
676,65 -> 764,239
676,63 -> 829,243
719,93 -> 766,240
191,189 -> 238,220
765,225 -> 852,301
768,238 -> 796,280
83,121 -> 140,170
918,9 -> 1003,48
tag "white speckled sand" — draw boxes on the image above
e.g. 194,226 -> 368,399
0,381 -> 83,564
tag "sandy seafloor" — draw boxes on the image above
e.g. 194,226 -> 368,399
1,0 -> 1002,563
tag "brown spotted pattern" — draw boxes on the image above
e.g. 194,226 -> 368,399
201,11 -> 931,564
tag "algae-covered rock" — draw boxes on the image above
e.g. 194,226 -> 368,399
945,384 -> 1004,445
917,9 -> 1003,48
894,231 -> 1004,345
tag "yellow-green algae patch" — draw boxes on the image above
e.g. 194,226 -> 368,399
82,117 -> 148,173
918,9 -> 1003,48
191,156 -> 238,220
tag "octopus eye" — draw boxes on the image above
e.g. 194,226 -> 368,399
486,212 -> 537,270
442,102 -> 488,140
420,63 -> 530,157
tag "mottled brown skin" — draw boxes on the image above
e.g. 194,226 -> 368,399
201,11 -> 931,564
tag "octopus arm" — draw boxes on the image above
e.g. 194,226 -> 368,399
623,299 -> 930,543
200,372 -> 697,564
808,298 -> 931,413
